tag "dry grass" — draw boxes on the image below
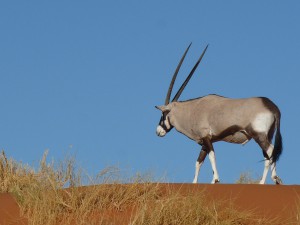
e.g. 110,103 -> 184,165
133,190 -> 253,225
235,171 -> 261,184
131,184 -> 277,225
0,150 -> 277,225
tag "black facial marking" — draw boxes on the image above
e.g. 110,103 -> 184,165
159,113 -> 168,131
158,111 -> 173,133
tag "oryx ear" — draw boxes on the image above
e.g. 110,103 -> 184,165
155,105 -> 170,113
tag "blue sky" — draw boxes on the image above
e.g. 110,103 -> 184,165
0,1 -> 299,184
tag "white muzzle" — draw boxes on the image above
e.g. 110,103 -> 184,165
156,125 -> 166,137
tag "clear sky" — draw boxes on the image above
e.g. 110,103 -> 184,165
1,1 -> 299,184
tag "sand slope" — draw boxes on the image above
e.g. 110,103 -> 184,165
1,184 -> 299,224
0,194 -> 27,225
167,184 -> 300,223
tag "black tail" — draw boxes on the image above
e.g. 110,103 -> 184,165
272,114 -> 283,163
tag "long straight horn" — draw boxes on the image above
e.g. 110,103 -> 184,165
172,44 -> 209,102
165,43 -> 192,105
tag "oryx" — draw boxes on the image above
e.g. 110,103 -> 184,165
155,43 -> 283,184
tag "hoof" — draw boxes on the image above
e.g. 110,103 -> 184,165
213,179 -> 220,184
259,181 -> 265,185
274,176 -> 283,185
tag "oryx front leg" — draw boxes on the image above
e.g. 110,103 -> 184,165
193,146 -> 207,183
208,150 -> 220,183
203,138 -> 220,184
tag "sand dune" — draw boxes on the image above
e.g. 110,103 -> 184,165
1,184 -> 299,225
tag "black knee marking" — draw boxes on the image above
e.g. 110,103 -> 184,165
197,147 -> 208,163
202,137 -> 214,152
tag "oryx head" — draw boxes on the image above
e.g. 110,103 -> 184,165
155,43 -> 208,137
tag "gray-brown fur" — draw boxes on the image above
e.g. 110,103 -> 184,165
166,95 -> 278,145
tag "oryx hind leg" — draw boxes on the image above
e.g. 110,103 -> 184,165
253,133 -> 281,185
259,145 -> 272,184
193,146 -> 208,183
267,145 -> 282,184
270,161 -> 282,184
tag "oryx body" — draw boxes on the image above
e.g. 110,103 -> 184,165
155,44 -> 283,184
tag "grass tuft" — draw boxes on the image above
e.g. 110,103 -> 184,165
235,171 -> 261,184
